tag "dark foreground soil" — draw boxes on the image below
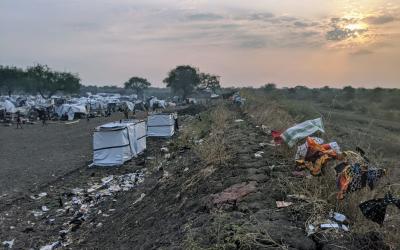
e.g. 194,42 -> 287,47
0,114 -> 125,198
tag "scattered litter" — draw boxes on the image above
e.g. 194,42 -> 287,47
307,212 -> 349,236
276,201 -> 293,208
194,139 -> 204,145
211,181 -> 257,205
31,210 -> 44,217
259,142 -> 276,147
359,193 -> 400,225
292,171 -> 308,178
96,222 -> 103,228
281,118 -> 325,147
335,151 -> 386,200
271,130 -> 283,145
39,241 -> 61,250
65,120 -> 80,125
183,167 -> 189,172
254,151 -> 264,158
234,119 -> 244,123
30,192 -> 47,200
2,239 -> 15,249
133,193 -> 146,205
41,206 -> 49,212
164,153 -> 171,159
296,137 -> 340,176
160,147 -> 169,153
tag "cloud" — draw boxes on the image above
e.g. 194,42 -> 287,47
186,13 -> 224,21
350,49 -> 374,56
363,15 -> 395,25
248,12 -> 275,21
326,18 -> 368,41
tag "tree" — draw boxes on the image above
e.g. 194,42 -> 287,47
199,73 -> 221,93
124,76 -> 151,99
0,65 -> 27,96
163,65 -> 200,98
343,86 -> 355,99
262,83 -> 276,93
27,64 -> 80,98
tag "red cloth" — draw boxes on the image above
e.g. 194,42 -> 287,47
271,130 -> 283,145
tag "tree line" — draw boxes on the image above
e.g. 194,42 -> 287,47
1,64 -> 221,99
0,64 -> 81,98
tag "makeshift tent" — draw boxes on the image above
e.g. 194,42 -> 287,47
93,120 -> 146,167
55,104 -> 87,120
147,113 -> 176,137
3,100 -> 16,113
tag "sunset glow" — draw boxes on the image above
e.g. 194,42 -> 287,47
0,0 -> 399,88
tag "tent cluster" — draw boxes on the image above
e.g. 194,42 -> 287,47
0,93 -> 177,124
270,117 -> 394,226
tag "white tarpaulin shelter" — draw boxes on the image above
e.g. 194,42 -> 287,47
147,113 -> 176,137
55,104 -> 87,120
3,100 -> 16,113
93,120 -> 147,167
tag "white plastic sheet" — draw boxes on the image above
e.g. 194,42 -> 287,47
147,114 -> 175,137
93,120 -> 146,166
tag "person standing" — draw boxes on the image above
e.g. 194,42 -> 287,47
16,111 -> 23,129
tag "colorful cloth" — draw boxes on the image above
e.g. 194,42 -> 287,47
336,163 -> 386,200
296,137 -> 340,176
359,193 -> 400,225
281,118 -> 325,147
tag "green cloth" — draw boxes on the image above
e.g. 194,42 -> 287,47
281,118 -> 325,147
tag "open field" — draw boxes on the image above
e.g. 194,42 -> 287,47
0,114 -> 124,199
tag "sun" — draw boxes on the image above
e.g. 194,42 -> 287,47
345,23 -> 368,31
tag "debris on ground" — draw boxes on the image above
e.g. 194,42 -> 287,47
234,119 -> 244,123
295,137 -> 341,175
335,151 -> 386,200
30,192 -> 48,200
2,239 -> 15,249
307,212 -> 349,236
276,201 -> 293,208
133,193 -> 146,205
39,241 -> 61,250
271,130 -> 283,145
211,181 -> 257,205
254,151 -> 264,158
281,118 -> 325,147
359,193 -> 400,225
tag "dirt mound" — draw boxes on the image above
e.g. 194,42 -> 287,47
177,104 -> 207,116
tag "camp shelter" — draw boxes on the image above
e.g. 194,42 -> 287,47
93,120 -> 147,167
147,113 -> 176,137
55,104 -> 87,120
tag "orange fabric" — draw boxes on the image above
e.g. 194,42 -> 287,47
336,165 -> 352,200
296,137 -> 339,176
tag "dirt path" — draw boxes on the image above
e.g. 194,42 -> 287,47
0,114 -> 123,199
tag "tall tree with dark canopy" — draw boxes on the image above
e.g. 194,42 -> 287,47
124,76 -> 151,99
163,65 -> 200,98
0,66 -> 27,96
27,64 -> 80,98
199,73 -> 221,93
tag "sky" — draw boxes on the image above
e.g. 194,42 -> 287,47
1,0 -> 400,88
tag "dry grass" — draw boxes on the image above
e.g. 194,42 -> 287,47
195,103 -> 233,167
242,89 -> 400,248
